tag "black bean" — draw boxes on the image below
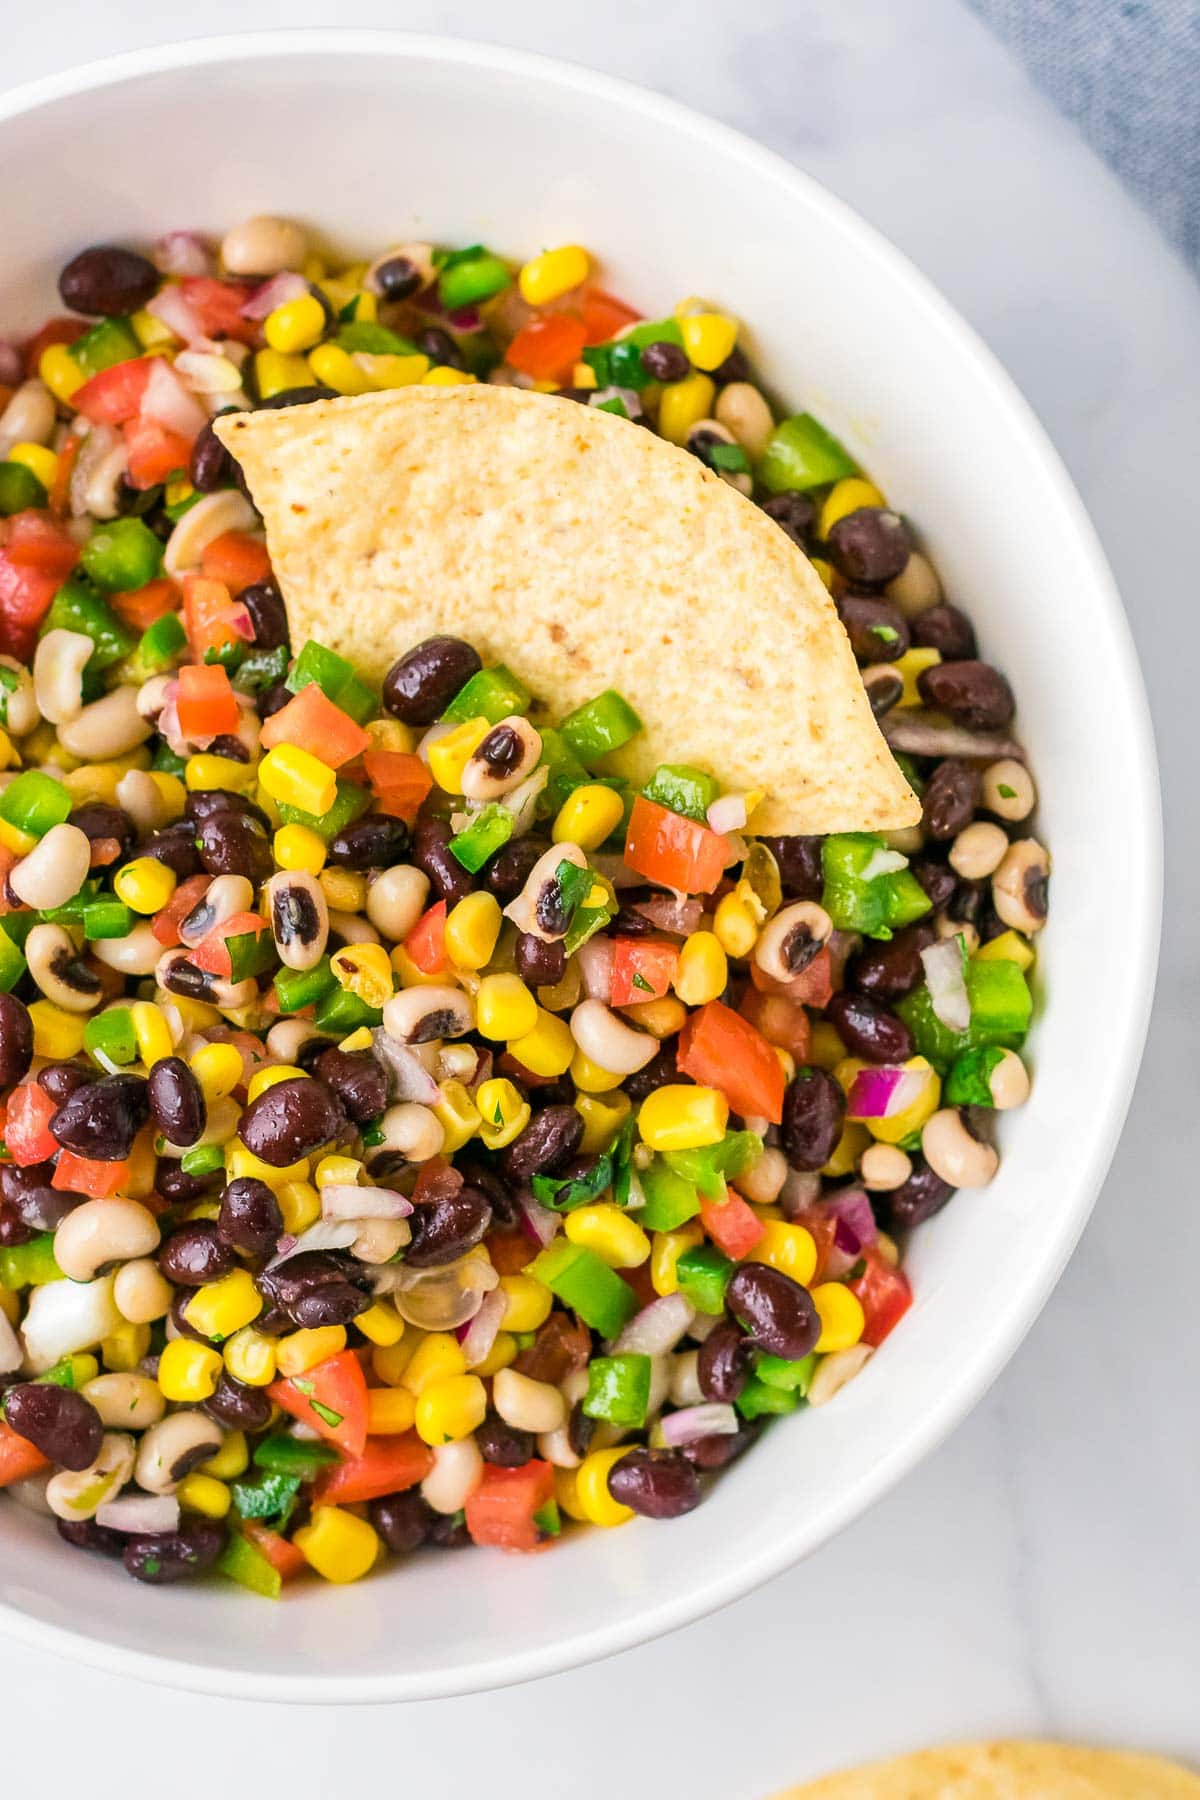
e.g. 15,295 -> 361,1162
476,1410 -> 535,1468
382,636 -> 480,724
567,1399 -> 595,1460
252,384 -> 337,412
205,1369 -> 273,1434
157,1221 -> 236,1288
168,1288 -> 209,1342
697,1319 -> 751,1402
883,1156 -> 956,1231
826,508 -> 910,584
921,758 -> 981,841
373,255 -> 423,301
410,818 -> 475,905
712,346 -> 751,385
917,660 -> 1015,731
837,593 -> 911,664
725,1263 -> 820,1360
501,1106 -> 584,1182
239,581 -> 289,651
69,802 -> 136,865
37,1063 -> 88,1105
0,993 -> 33,1088
910,856 -> 956,913
427,1510 -> 471,1549
59,245 -> 158,316
608,1447 -> 701,1519
239,1076 -> 344,1167
217,1177 -> 282,1259
0,1161 -> 80,1232
912,602 -> 977,661
147,1057 -> 206,1148
50,1074 -> 149,1161
370,1490 -> 434,1555
826,991 -> 914,1064
455,1159 -> 521,1229
514,932 -> 566,988
145,820 -> 202,879
327,814 -> 409,870
123,1522 -> 226,1585
641,340 -> 690,382
624,1039 -> 686,1101
313,1048 -> 388,1125
780,1067 -> 845,1171
57,1517 -> 125,1559
207,734 -> 250,764
185,785 -> 272,830
256,1250 -> 370,1329
155,1156 -> 221,1206
188,418 -> 234,493
3,1383 -> 102,1470
483,834 -> 549,904
0,1201 -> 33,1246
195,810 -> 273,884
762,491 -> 817,548
682,1421 -> 761,1470
404,1185 -> 493,1270
258,682 -> 292,721
415,328 -> 466,372
756,834 -> 824,900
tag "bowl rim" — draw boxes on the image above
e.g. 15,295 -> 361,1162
0,27 -> 1162,1704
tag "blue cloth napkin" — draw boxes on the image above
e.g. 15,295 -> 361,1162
969,0 -> 1200,270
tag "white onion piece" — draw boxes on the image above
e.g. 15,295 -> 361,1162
371,1030 -> 442,1105
321,1184 -> 413,1222
265,1219 -> 358,1272
588,851 -> 645,891
240,271 -> 308,318
632,893 -> 703,936
461,1287 -> 507,1368
96,1493 -> 180,1535
141,357 -> 207,441
0,1306 -> 22,1374
501,764 -> 549,836
174,350 -> 244,396
146,283 -> 204,345
613,1293 -> 695,1357
576,933 -> 615,1001
660,1403 -> 739,1446
921,938 -> 971,1032
153,231 -> 213,277
20,1275 -> 121,1373
860,847 -> 909,883
706,792 -> 748,835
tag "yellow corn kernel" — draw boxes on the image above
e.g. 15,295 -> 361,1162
0,1290 -> 19,1329
679,311 -> 738,373
673,931 -> 728,1007
184,1269 -> 262,1341
565,1202 -> 650,1269
295,1505 -> 380,1584
975,930 -> 1035,972
39,343 -> 84,403
226,1138 -> 309,1189
273,822 -> 326,874
498,1273 -> 553,1333
264,293 -> 326,354
427,716 -> 491,794
373,1336 -> 419,1387
476,1077 -> 531,1151
895,646 -> 941,708
748,1220 -> 818,1284
275,1178 -> 321,1233
444,891 -> 503,972
650,1221 -> 705,1297
333,1029 -> 370,1057
807,1020 -> 846,1070
314,1153 -> 362,1190
518,244 -> 590,306
621,995 -> 687,1039
571,362 -> 599,390
430,1080 -> 480,1154
157,1337 -> 223,1403
8,442 -> 58,490
575,1447 -> 635,1527
415,1373 -> 487,1445
254,348 -> 312,400
28,1001 -> 86,1061
818,477 -> 887,539
809,557 -> 835,590
823,1120 -> 871,1176
569,1048 -> 626,1094
507,1008 -> 574,1078
389,942 -> 449,989
189,1041 -> 244,1103
199,1430 -> 249,1480
184,751 -> 258,795
142,772 -> 185,829
713,890 -> 759,958
354,1301 -> 405,1348
473,1330 -> 517,1377
158,990 -> 221,1032
100,1321 -> 151,1372
555,1465 -> 587,1521
276,1325 -> 347,1378
638,1084 -> 728,1152
164,475 -> 196,515
401,1331 -> 467,1396
247,1062 -> 307,1104
574,1089 -> 632,1157
876,1231 -> 900,1268
551,783 -> 625,851
0,816 -> 36,856
367,1386 -> 416,1434
421,365 -> 476,386
130,306 -> 175,349
356,351 -> 431,389
657,372 -> 716,444
317,870 -> 367,918
475,972 -> 538,1042
113,856 -> 177,915
129,1000 -> 173,1069
307,342 -> 373,396
329,940 -> 393,1008
365,717 -> 417,755
811,1282 -> 866,1354
259,745 -> 337,816
177,1473 -> 231,1520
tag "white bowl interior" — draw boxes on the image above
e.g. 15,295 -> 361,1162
0,35 -> 1159,1701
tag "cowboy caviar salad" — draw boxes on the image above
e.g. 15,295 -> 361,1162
0,220 -> 1048,1593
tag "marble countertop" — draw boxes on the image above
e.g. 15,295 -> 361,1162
3,2 -> 1196,1792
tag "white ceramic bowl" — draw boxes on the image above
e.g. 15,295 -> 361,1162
0,31 -> 1159,1702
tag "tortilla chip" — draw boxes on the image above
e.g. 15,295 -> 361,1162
773,1743 -> 1200,1799
215,386 -> 920,835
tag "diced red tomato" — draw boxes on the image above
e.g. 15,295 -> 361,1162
123,416 -> 193,490
488,1229 -> 535,1276
362,749 -> 433,821
4,1083 -> 58,1166
610,936 -> 680,1007
0,1420 -> 49,1489
623,795 -> 728,896
581,288 -> 641,344
849,1248 -> 913,1348
239,1520 -> 307,1582
739,986 -> 812,1062
48,433 -> 82,517
677,999 -> 785,1125
182,572 -> 243,661
313,1433 -> 433,1506
0,551 -> 61,663
791,1207 -> 839,1285
505,314 -> 589,382
268,1349 -> 369,1458
191,910 -> 269,978
22,316 -> 85,377
699,1190 -> 765,1259
179,277 -> 258,345
200,530 -> 272,595
176,660 -> 240,739
111,578 -> 180,634
152,872 -> 210,947
4,510 -> 79,578
750,944 -> 834,1008
261,684 -> 370,769
53,1150 -> 130,1198
72,356 -> 155,425
465,1459 -> 557,1552
404,899 -> 447,975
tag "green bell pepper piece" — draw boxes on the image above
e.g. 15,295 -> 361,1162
755,1351 -> 817,1395
675,1243 -> 733,1315
0,928 -> 26,994
69,317 -> 141,378
559,688 -> 643,763
642,763 -> 719,824
636,1159 -> 701,1232
80,519 -> 163,594
757,412 -> 858,494
285,640 -> 378,723
83,1007 -> 138,1069
821,833 -> 932,939
216,1531 -> 283,1600
0,1234 -> 61,1288
0,913 -> 33,951
253,1434 -> 340,1481
334,321 -> 417,356
277,780 -> 370,843
526,1240 -> 638,1339
0,769 -> 71,838
582,340 -> 651,391
224,928 -> 277,983
437,252 -> 511,310
736,1376 -> 801,1420
442,665 -> 531,726
944,1043 -> 1009,1107
449,803 -> 514,873
180,1143 -> 226,1178
664,1132 -> 762,1201
621,317 -> 686,351
233,644 -> 290,695
123,609 -> 187,684
152,743 -> 187,777
0,461 -> 47,515
82,898 -> 135,941
536,727 -> 592,815
583,1353 -> 652,1428
274,956 -> 338,1015
313,988 -> 382,1034
897,958 -> 1033,1072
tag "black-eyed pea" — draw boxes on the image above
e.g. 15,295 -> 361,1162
54,1197 -> 161,1284
82,1372 -> 165,1430
366,863 -> 430,942
57,687 -> 152,760
981,758 -> 1037,823
807,1344 -> 873,1406
0,656 -> 39,736
45,1431 -> 135,1522
935,915 -> 979,953
460,717 -> 543,802
754,900 -> 833,981
178,873 -> 254,948
383,985 -> 474,1045
992,839 -> 1050,934
492,1366 -> 566,1434
732,1145 -> 788,1205
860,1143 -> 913,1191
988,1048 -> 1031,1110
948,820 -> 1009,881
265,870 -> 329,971
569,999 -> 658,1076
0,378 -> 57,454
113,1257 -> 173,1324
920,1108 -> 999,1188
9,823 -> 92,911
91,921 -> 163,978
885,550 -> 942,617
134,1411 -> 224,1495
220,215 -> 308,276
714,381 -> 775,460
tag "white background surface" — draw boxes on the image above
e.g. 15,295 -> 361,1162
3,2 -> 1196,1792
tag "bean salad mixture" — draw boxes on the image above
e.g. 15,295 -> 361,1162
0,219 -> 1050,1594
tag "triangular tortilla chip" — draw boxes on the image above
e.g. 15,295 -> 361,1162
773,1743 -> 1200,1799
216,386 -> 919,835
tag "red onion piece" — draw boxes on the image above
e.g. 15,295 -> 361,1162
146,283 -> 204,345
371,1030 -> 442,1105
518,1191 -> 561,1248
266,1219 -> 358,1271
632,894 -> 703,936
613,1292 -> 695,1356
820,1186 -> 877,1253
660,1402 -> 739,1446
460,1287 -> 507,1367
96,1494 -> 181,1535
321,1184 -> 414,1223
141,357 -> 206,442
153,231 -> 213,278
240,271 -> 308,319
921,938 -> 971,1032
577,934 -> 615,1001
847,1064 -> 928,1121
